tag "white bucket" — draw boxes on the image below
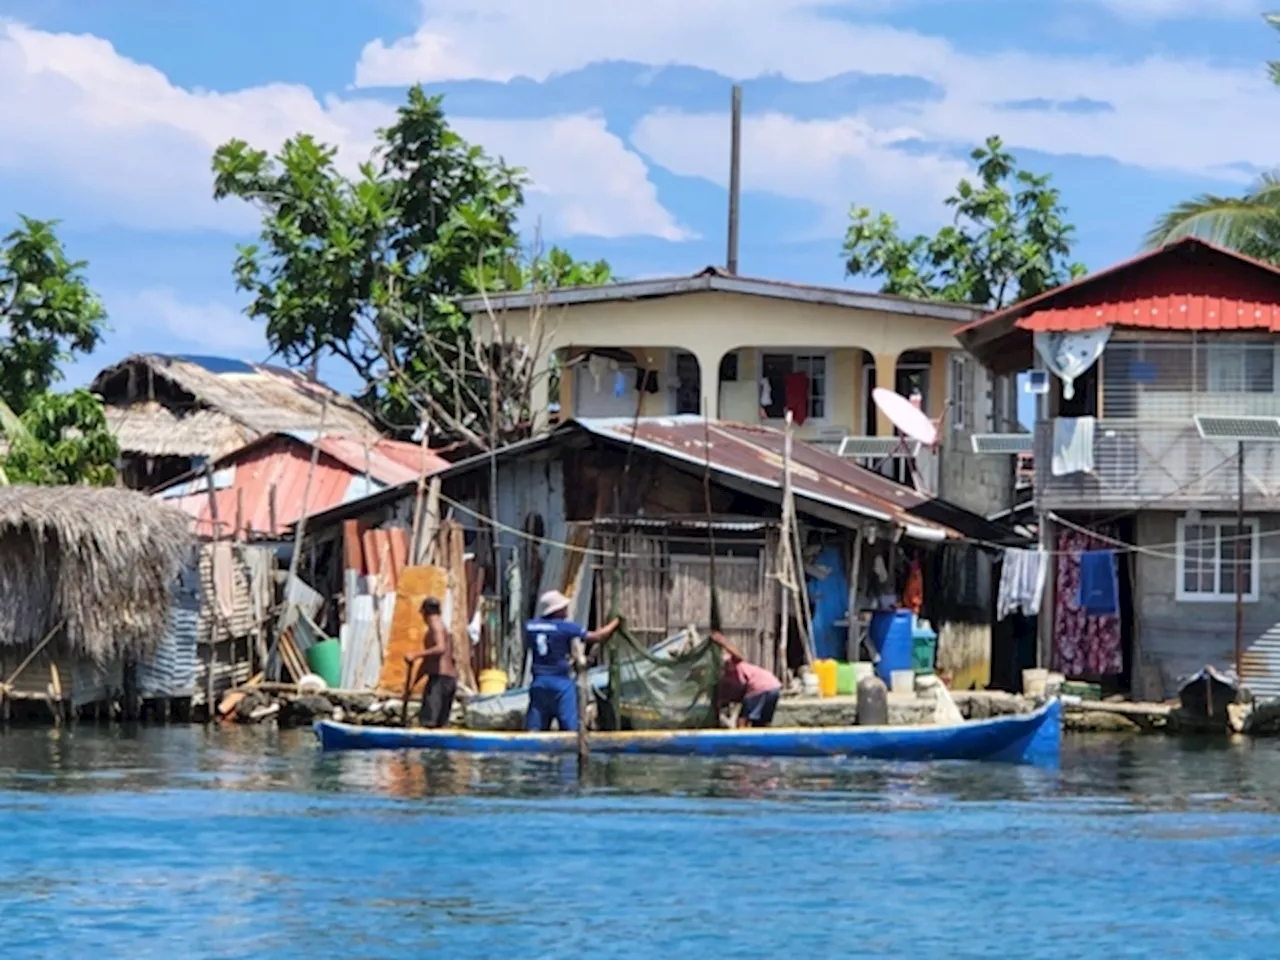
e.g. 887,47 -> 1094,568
1023,668 -> 1050,698
801,671 -> 820,697
890,669 -> 915,696
853,662 -> 874,686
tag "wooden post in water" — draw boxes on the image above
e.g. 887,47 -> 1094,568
573,637 -> 589,779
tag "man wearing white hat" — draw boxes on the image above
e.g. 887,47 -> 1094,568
525,589 -> 621,732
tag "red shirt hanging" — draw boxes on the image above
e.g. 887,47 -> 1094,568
784,372 -> 809,426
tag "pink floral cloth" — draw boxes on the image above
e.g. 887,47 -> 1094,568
1053,528 -> 1123,679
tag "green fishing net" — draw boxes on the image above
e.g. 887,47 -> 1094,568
605,625 -> 723,730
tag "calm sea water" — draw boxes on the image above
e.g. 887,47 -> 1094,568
2,727 -> 1280,959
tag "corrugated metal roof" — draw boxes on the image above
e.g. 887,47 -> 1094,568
151,433 -> 449,540
458,265 -> 984,323
570,416 -> 953,541
958,238 -> 1280,369
298,418 -> 1025,546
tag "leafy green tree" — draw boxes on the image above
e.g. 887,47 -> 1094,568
213,85 -> 612,445
1,390 -> 118,486
0,217 -> 116,486
1,216 -> 106,411
843,136 -> 1085,308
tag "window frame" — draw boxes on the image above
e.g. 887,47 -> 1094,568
949,354 -> 969,434
757,350 -> 833,424
1175,515 -> 1261,604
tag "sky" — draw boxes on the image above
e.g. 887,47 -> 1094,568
3,0 -> 1280,395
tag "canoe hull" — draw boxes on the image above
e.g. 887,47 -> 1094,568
315,698 -> 1061,767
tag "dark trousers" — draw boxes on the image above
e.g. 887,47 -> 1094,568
419,675 -> 458,728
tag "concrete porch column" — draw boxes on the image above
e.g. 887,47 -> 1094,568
696,347 -> 725,419
873,351 -> 900,436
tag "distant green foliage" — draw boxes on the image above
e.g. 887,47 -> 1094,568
213,85 -> 612,439
843,136 -> 1085,308
0,218 -> 115,486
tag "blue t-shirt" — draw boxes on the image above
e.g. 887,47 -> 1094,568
525,618 -> 588,679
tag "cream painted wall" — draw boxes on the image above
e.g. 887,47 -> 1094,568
484,291 -> 972,435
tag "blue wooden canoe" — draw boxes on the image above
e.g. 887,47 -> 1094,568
314,698 -> 1061,767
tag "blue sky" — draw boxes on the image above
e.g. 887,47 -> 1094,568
2,0 -> 1280,395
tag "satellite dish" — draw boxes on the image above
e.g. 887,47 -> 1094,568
872,388 -> 938,446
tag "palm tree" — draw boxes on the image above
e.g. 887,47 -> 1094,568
1146,15 -> 1280,261
1146,174 -> 1280,262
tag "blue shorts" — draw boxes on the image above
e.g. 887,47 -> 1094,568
527,675 -> 578,732
741,688 -> 779,727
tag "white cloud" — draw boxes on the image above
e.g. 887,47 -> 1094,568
0,21 -> 683,240
108,289 -> 266,355
360,1 -> 1280,187
632,111 -> 968,232
454,114 -> 691,240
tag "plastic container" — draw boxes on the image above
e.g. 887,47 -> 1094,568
478,668 -> 508,696
305,639 -> 342,690
890,669 -> 916,696
814,659 -> 839,698
911,617 -> 938,675
853,662 -> 874,686
1023,668 -> 1049,698
801,670 -> 820,697
869,610 -> 914,684
835,661 -> 856,696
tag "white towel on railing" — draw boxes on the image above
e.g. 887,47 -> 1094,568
1051,416 -> 1095,476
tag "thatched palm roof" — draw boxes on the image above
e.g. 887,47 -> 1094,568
92,354 -> 380,460
0,486 -> 192,661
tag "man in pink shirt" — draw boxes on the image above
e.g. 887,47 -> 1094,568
710,631 -> 782,727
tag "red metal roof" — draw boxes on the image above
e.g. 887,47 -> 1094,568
956,238 -> 1280,370
153,433 -> 448,539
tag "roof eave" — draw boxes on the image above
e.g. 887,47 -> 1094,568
459,275 -> 985,324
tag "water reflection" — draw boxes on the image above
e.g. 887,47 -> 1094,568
5,725 -> 1280,813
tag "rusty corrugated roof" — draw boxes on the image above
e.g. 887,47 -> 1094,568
570,417 -> 955,540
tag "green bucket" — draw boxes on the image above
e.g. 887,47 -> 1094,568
835,661 -> 856,696
305,638 -> 342,689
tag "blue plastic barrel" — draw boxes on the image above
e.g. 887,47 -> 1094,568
869,610 -> 914,684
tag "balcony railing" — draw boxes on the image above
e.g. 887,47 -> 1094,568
1034,419 -> 1280,510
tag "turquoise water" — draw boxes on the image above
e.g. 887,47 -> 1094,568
3,728 -> 1280,958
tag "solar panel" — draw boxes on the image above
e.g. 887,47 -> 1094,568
1194,415 -> 1280,442
837,437 -> 920,459
970,433 -> 1034,455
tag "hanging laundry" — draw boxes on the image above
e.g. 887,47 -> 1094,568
902,558 -> 923,615
1051,416 -> 1095,476
759,377 -> 773,408
586,353 -> 609,391
997,548 -> 1048,620
1078,550 -> 1119,616
784,372 -> 810,426
613,370 -> 629,398
1053,528 -> 1122,678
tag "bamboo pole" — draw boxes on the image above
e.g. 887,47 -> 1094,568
573,637 -> 590,777
204,460 -> 224,721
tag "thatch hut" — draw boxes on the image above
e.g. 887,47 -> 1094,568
0,486 -> 191,719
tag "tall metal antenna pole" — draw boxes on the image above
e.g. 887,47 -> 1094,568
727,84 -> 742,275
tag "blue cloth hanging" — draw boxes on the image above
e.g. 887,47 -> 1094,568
1078,550 -> 1119,616
613,370 -> 628,398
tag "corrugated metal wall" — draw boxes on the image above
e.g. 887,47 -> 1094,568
138,561 -> 200,698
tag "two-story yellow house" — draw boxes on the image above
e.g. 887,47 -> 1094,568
461,266 -> 1020,518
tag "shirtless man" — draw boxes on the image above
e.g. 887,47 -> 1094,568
404,597 -> 456,728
